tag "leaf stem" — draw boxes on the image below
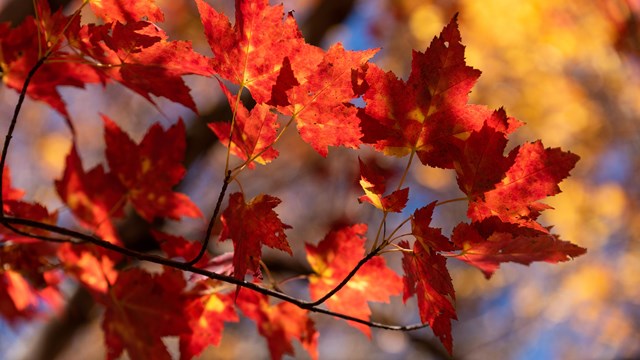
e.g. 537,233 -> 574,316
370,212 -> 388,251
436,197 -> 468,207
225,86 -> 245,174
385,216 -> 413,244
396,149 -> 415,191
370,149 -> 415,252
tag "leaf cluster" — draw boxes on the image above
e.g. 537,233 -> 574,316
0,1 -> 585,358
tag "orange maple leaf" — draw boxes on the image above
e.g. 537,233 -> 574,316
306,224 -> 402,336
237,289 -> 318,360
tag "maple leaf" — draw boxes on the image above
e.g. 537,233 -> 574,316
103,115 -> 202,221
267,57 -> 299,107
0,201 -> 58,268
454,109 -> 521,197
68,21 -> 211,113
0,208 -> 63,324
34,0 -> 75,41
0,266 -> 63,323
57,244 -> 119,294
360,15 -> 491,168
274,44 -> 377,156
400,240 -> 456,354
179,284 -> 238,360
219,192 -> 292,281
358,158 -> 409,212
1,200 -> 58,242
100,268 -> 190,360
236,289 -> 318,360
305,224 -> 402,336
195,0 -> 307,103
56,146 -> 125,244
2,166 -> 24,213
0,270 -> 39,322
198,0 -> 372,155
88,0 -> 164,23
411,202 -> 455,252
467,140 -> 579,231
451,218 -> 587,278
0,14 -> 101,121
209,80 -> 279,167
0,215 -> 63,320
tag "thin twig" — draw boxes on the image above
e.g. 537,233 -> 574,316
307,244 -> 384,307
184,170 -> 232,266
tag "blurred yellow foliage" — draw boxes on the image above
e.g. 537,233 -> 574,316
36,133 -> 71,176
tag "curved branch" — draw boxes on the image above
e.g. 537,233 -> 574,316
184,170 -> 231,266
0,53 -> 49,215
307,245 -> 383,307
0,216 -> 428,331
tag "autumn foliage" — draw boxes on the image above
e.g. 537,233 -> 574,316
0,0 -> 586,359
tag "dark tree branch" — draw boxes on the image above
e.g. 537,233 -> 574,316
0,54 -> 49,215
308,244 -> 384,306
1,215 -> 430,331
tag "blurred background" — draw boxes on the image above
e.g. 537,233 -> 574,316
0,0 -> 639,359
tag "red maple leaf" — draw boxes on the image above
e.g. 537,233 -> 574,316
0,270 -> 39,322
2,166 -> 24,213
195,0 -> 306,103
57,244 -> 119,294
360,15 -> 491,168
56,146 -> 125,244
400,240 -> 456,354
1,200 -> 58,243
358,158 -> 409,213
467,140 -> 579,231
0,263 -> 62,322
88,0 -> 164,23
209,80 -> 279,167
411,202 -> 455,252
0,12 -> 101,121
451,218 -> 587,278
273,44 -> 377,156
305,224 -> 402,336
179,283 -> 238,360
0,191 -> 62,323
219,192 -> 292,281
100,268 -> 190,360
0,201 -> 58,266
103,115 -> 202,221
236,289 -> 318,360
454,108 -> 522,197
68,21 -> 211,113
